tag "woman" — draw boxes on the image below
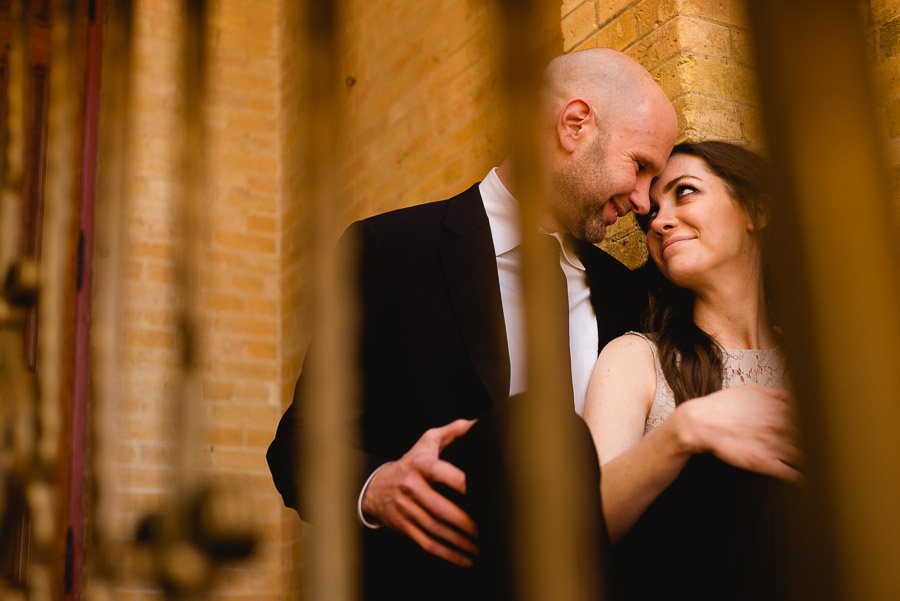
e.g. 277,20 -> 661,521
583,141 -> 803,600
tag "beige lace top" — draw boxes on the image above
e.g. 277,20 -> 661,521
627,332 -> 789,435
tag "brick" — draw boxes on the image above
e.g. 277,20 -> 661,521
881,17 -> 900,60
207,336 -> 246,359
132,241 -> 172,260
233,381 -> 278,404
676,16 -> 733,62
206,292 -> 245,313
627,14 -> 680,70
121,466 -> 173,490
213,315 -> 277,338
636,0 -> 679,36
731,27 -> 756,67
124,327 -> 175,350
212,403 -> 279,429
246,297 -> 277,316
872,0 -> 900,25
247,214 -> 277,233
561,0 -> 583,17
202,379 -> 234,401
214,231 -> 277,255
246,428 -> 274,449
211,426 -> 244,447
145,262 -> 175,284
672,93 -> 743,141
563,2 -> 599,51
653,54 -> 757,104
247,341 -> 278,360
598,215 -> 648,271
740,105 -> 767,147
874,55 -> 900,100
594,9 -> 637,51
679,0 -> 750,28
211,448 -> 267,471
140,445 -> 175,465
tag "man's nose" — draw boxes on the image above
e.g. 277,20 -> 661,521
629,177 -> 652,215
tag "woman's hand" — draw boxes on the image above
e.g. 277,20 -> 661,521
678,383 -> 803,483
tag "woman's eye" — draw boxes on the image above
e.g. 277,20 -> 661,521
675,184 -> 697,198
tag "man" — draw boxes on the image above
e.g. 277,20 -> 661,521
267,48 -> 678,599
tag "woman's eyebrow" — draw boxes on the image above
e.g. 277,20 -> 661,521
660,174 -> 701,194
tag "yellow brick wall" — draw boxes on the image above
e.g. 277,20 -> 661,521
112,1 -> 285,599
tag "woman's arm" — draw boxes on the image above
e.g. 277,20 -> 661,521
584,337 -> 803,543
583,334 -> 696,542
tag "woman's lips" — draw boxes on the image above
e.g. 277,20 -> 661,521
662,235 -> 694,254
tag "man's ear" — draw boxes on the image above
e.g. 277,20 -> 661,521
557,98 -> 593,153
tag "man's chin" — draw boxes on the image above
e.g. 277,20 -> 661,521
579,222 -> 607,245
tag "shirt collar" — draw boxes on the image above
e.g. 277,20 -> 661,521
479,168 -> 521,256
479,168 -> 586,271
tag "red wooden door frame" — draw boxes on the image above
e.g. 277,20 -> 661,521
65,0 -> 103,598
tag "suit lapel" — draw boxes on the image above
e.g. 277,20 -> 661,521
439,185 -> 511,408
573,238 -> 650,351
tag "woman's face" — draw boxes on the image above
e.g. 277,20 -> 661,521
645,153 -> 758,290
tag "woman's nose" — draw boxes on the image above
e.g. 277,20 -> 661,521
649,207 -> 676,234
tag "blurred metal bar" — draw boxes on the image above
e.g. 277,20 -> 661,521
21,0 -> 80,598
172,0 -> 207,505
0,1 -> 36,597
497,2 -> 602,600
749,1 -> 900,600
84,0 -> 133,597
1,0 -> 27,275
299,1 -> 359,600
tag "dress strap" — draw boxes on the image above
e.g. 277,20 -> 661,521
623,331 -> 676,434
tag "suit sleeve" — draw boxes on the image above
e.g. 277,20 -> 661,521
266,219 -> 393,520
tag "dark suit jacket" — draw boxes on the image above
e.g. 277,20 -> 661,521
267,183 -> 648,600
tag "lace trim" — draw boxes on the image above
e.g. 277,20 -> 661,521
625,332 -> 788,435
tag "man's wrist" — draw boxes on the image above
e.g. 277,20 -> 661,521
357,461 -> 394,529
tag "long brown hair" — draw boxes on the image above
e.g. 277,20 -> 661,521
639,141 -> 774,405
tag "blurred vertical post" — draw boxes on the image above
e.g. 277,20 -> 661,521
497,1 -> 603,600
1,0 -> 26,276
0,1 -> 32,595
25,0 -> 78,598
298,1 -> 359,600
749,1 -> 900,600
85,0 -> 133,597
172,0 -> 208,505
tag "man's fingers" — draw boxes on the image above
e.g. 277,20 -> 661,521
424,458 -> 468,495
433,418 -> 477,449
396,498 -> 478,566
398,495 -> 479,555
769,459 -> 804,484
410,481 -> 479,539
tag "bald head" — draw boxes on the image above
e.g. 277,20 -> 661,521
509,48 -> 678,243
539,48 -> 671,130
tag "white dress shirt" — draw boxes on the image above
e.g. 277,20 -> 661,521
479,167 -> 599,415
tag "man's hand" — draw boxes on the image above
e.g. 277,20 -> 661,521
361,419 -> 479,567
682,383 -> 804,483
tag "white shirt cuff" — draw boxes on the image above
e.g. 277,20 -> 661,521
357,461 -> 394,529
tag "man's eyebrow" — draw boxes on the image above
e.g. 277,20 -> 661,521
661,174 -> 701,194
